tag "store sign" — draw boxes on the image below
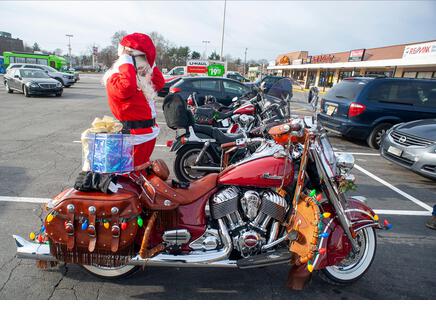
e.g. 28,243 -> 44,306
207,64 -> 225,77
187,59 -> 208,74
303,56 -> 312,64
349,49 -> 365,62
403,41 -> 436,58
278,55 -> 290,65
312,54 -> 334,64
292,59 -> 302,65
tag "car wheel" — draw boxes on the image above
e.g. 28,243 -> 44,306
23,85 -> 31,97
64,85 -> 71,88
5,82 -> 13,93
367,123 -> 392,149
55,92 -> 62,97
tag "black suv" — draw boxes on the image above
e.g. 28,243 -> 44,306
318,77 -> 436,148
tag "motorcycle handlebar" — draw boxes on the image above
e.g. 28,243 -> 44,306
220,137 -> 265,150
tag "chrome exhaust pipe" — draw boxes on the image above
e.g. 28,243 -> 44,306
12,235 -> 56,261
189,166 -> 222,172
129,218 -> 235,267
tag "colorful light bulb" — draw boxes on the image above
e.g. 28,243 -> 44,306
103,220 -> 110,229
37,234 -> 43,243
29,232 -> 36,241
318,222 -> 324,229
316,194 -> 323,202
40,226 -> 46,232
307,263 -> 314,273
384,219 -> 393,230
121,222 -> 127,231
318,248 -> 327,255
373,214 -> 379,221
46,213 -> 54,223
320,232 -> 329,238
137,216 -> 144,228
309,189 -> 316,197
81,219 -> 88,231
322,212 -> 331,219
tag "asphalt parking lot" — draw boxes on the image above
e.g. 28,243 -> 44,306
0,74 -> 435,299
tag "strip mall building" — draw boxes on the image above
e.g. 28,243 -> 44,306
267,40 -> 436,91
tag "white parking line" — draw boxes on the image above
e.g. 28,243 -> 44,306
374,209 -> 431,216
337,152 -> 380,156
0,196 -> 50,204
354,164 -> 433,212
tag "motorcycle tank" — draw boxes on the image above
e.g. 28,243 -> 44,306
233,103 -> 255,115
218,156 -> 294,188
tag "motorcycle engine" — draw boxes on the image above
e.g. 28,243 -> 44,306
210,187 -> 288,257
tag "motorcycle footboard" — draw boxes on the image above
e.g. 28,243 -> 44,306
237,248 -> 292,269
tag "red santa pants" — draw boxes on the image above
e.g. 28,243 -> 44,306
133,138 -> 156,167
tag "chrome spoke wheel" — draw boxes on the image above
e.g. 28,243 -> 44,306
179,148 -> 215,181
321,227 -> 376,284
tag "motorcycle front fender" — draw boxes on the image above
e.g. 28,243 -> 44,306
314,198 -> 380,270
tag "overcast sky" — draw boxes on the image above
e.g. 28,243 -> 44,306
2,1 -> 436,61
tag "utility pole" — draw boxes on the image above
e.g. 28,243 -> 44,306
219,0 -> 227,61
65,34 -> 73,68
244,47 -> 247,76
202,40 -> 210,59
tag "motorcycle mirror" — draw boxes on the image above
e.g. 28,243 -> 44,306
260,81 -> 266,92
232,97 -> 238,102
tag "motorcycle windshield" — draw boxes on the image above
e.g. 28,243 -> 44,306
266,78 -> 292,101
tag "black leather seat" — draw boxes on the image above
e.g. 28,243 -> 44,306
192,124 -> 244,144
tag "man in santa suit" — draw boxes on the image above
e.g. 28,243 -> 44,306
102,33 -> 165,168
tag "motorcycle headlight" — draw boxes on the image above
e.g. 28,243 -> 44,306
336,153 -> 355,174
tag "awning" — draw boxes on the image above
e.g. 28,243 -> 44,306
267,55 -> 436,70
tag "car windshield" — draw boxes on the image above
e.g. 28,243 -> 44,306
20,69 -> 50,78
325,79 -> 367,101
44,66 -> 58,72
267,78 -> 292,100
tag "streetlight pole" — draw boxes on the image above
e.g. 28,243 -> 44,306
65,34 -> 73,68
244,47 -> 247,76
202,40 -> 210,59
219,0 -> 226,61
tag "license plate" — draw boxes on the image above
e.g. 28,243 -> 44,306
326,105 -> 336,116
221,118 -> 230,127
387,146 -> 402,157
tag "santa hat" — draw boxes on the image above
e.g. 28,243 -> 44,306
117,33 -> 156,66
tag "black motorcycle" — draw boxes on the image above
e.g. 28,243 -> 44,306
163,79 -> 293,182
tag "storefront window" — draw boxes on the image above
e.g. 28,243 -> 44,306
365,70 -> 393,77
318,70 -> 335,88
403,71 -> 417,78
338,71 -> 353,81
306,70 -> 317,88
416,72 -> 433,79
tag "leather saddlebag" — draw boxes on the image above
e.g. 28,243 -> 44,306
45,185 -> 142,267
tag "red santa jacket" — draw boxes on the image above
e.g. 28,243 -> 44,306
105,55 -> 165,135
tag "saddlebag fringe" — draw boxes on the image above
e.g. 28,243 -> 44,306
50,243 -> 135,267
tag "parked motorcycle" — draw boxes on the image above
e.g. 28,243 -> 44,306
168,79 -> 294,182
13,106 -> 387,289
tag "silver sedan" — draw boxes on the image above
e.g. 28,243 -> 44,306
380,119 -> 436,180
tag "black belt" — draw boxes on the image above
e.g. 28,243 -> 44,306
121,119 -> 156,133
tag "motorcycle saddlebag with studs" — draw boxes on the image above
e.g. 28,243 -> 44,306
44,184 -> 142,267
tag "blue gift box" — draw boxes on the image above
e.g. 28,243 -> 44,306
82,133 -> 134,173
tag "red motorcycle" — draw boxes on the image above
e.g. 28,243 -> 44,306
13,118 -> 386,289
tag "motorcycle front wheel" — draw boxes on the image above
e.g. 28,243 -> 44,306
82,264 -> 139,280
174,145 -> 217,182
320,227 -> 376,285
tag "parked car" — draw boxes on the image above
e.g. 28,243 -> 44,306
225,71 -> 249,82
6,63 -> 75,87
246,75 -> 289,93
380,119 -> 436,179
158,76 -> 184,97
4,68 -> 63,97
61,66 -> 80,82
318,77 -> 436,148
169,76 -> 252,105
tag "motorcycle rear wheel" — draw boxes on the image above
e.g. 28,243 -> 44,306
82,264 -> 139,280
320,227 -> 376,285
174,145 -> 217,182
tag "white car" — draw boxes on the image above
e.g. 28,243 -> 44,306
6,63 -> 75,87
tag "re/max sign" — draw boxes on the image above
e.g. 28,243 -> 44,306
403,41 -> 436,58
